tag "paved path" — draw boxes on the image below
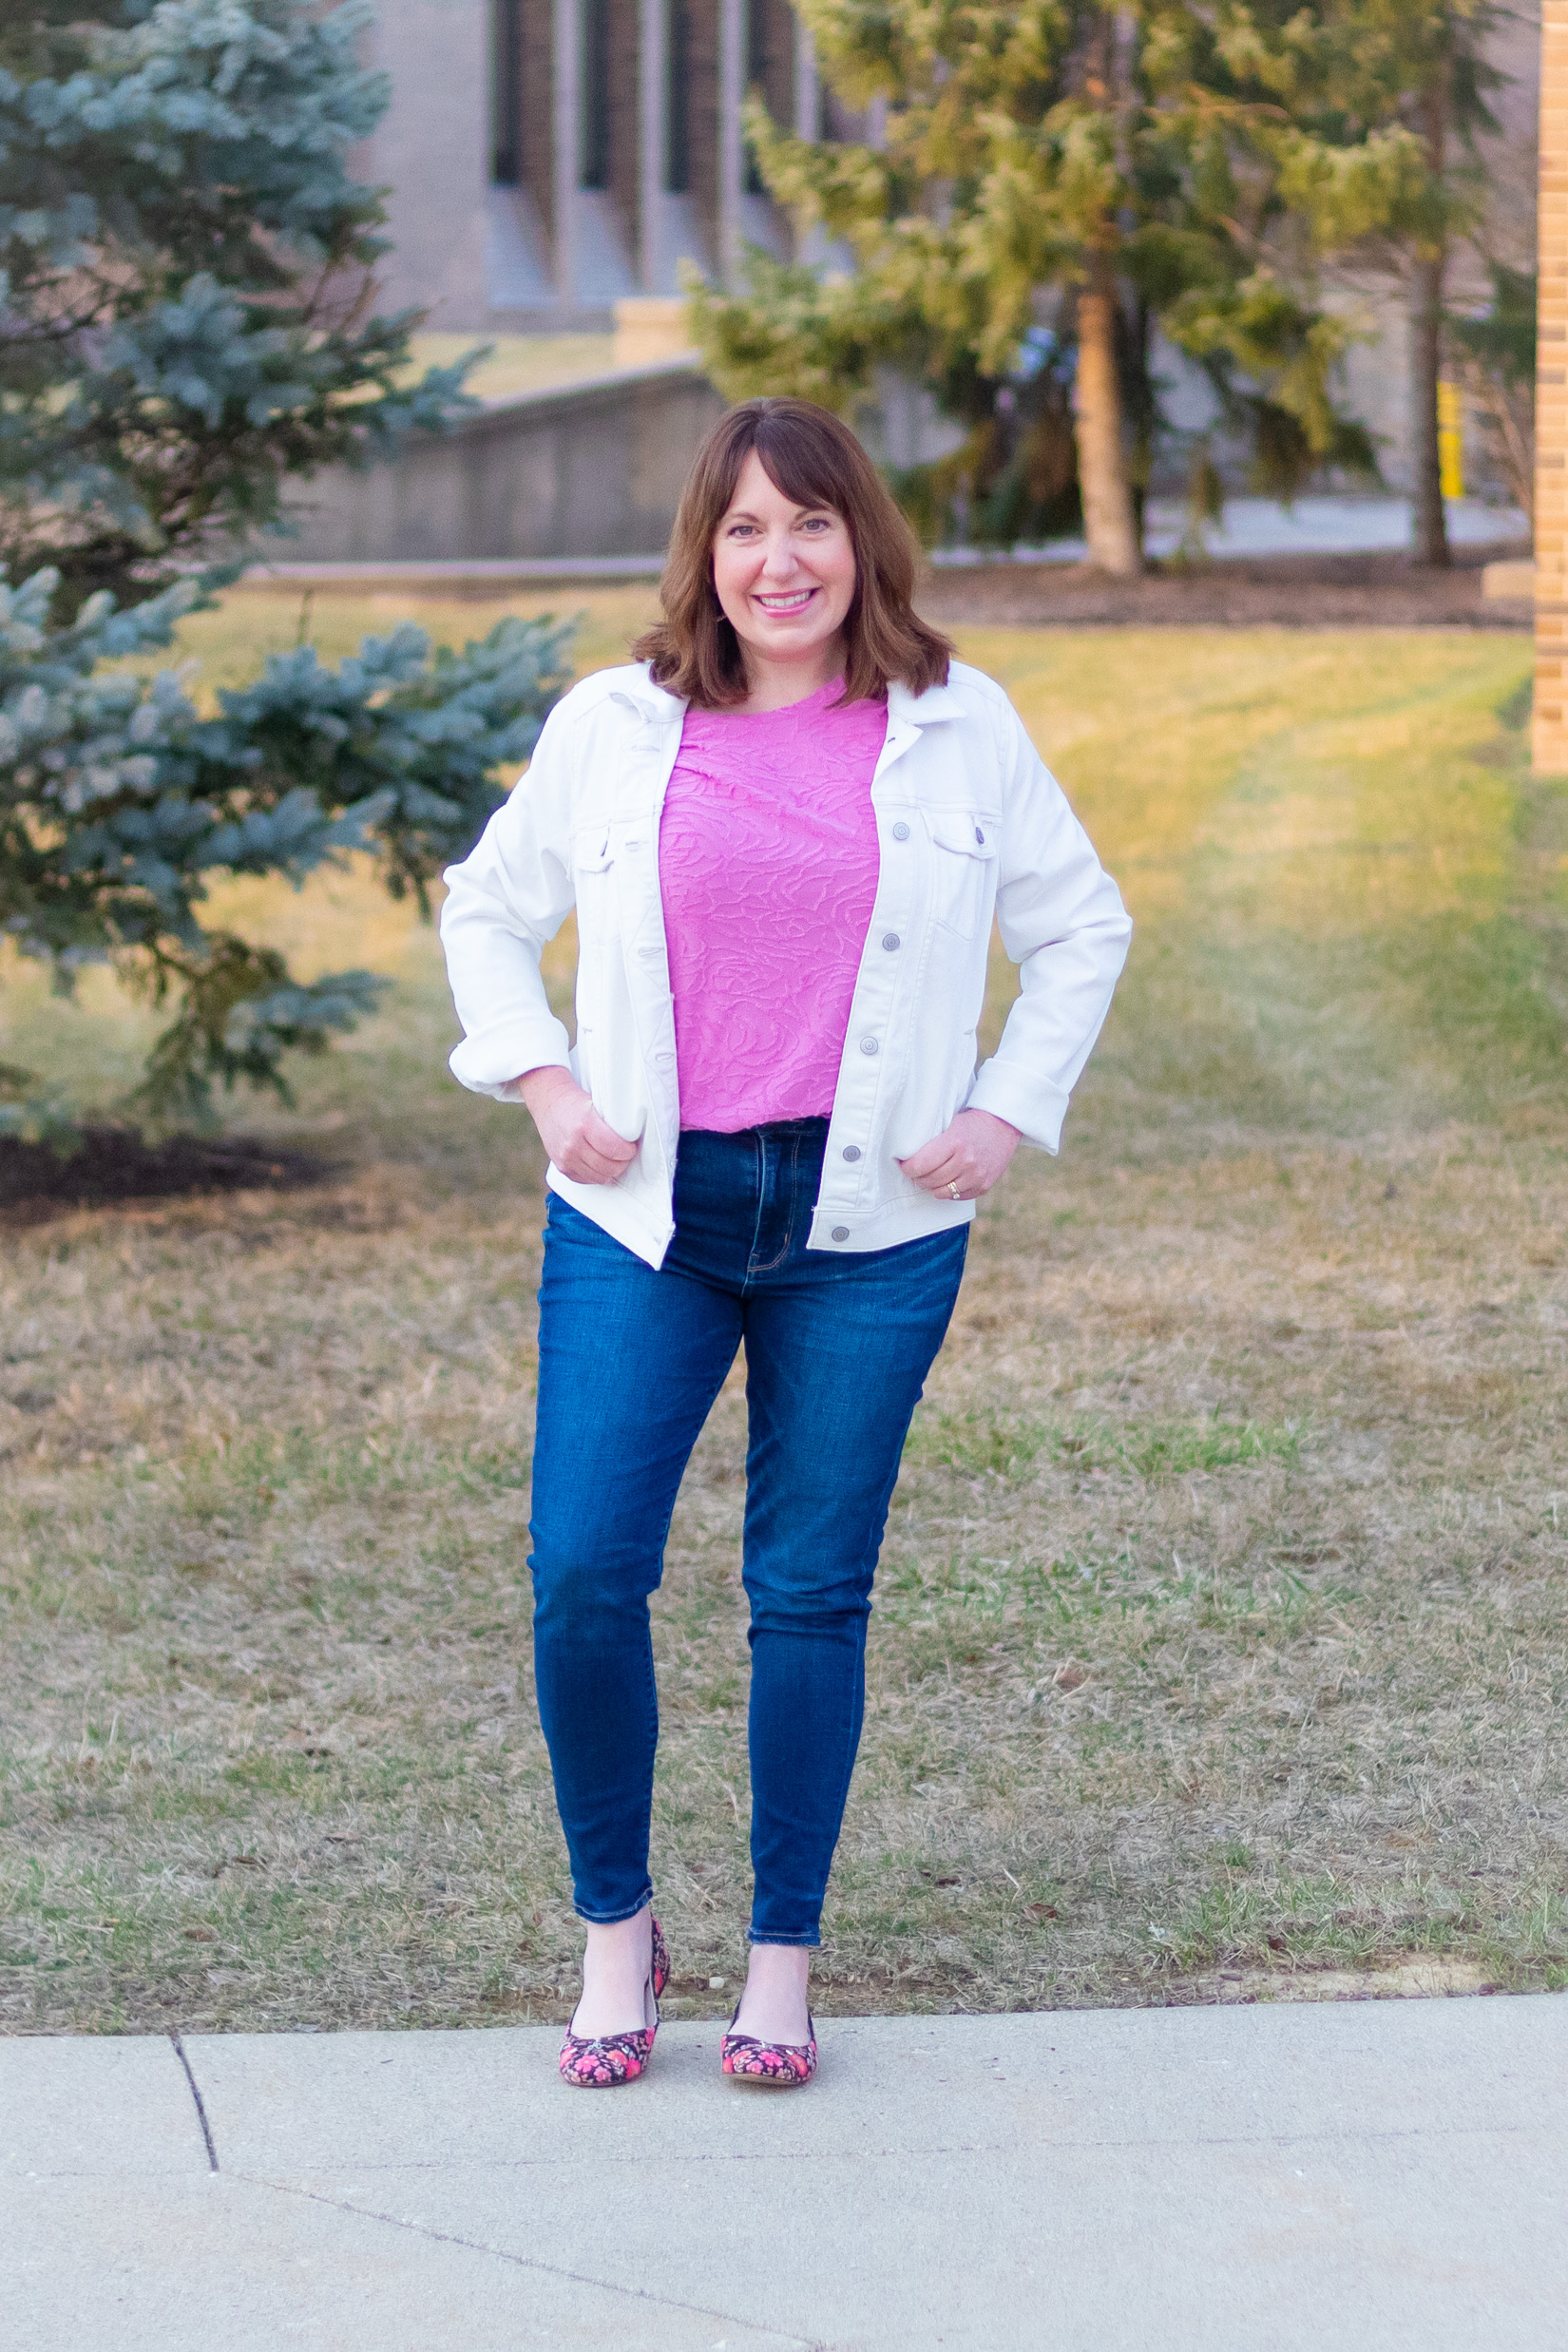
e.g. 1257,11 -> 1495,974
927,492 -> 1530,566
5,1995 -> 1566,2350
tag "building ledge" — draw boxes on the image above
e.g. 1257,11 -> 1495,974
241,555 -> 668,591
1482,559 -> 1537,601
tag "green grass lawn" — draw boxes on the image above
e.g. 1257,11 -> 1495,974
3,596 -> 1564,2034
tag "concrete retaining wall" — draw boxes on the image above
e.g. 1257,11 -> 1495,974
282,360 -> 727,564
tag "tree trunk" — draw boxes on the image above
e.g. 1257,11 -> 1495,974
1408,78 -> 1451,570
1409,248 -> 1450,568
1075,255 -> 1140,577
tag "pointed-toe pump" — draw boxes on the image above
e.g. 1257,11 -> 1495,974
559,1915 -> 670,2089
720,2003 -> 817,2088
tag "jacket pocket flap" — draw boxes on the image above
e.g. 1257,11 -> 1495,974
572,830 -> 614,872
923,808 -> 999,858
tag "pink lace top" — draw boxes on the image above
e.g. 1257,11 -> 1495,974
658,677 -> 889,1131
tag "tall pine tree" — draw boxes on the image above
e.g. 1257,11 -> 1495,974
0,0 -> 471,611
1282,2 -> 1506,568
0,0 -> 572,1129
691,1 -> 1373,572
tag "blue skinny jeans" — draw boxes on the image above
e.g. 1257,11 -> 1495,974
528,1118 -> 967,1945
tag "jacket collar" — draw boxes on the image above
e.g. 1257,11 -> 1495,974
887,678 -> 964,726
612,663 -> 964,725
611,664 -> 687,719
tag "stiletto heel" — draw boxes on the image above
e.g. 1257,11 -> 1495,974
559,1914 -> 669,2088
720,2002 -> 817,2088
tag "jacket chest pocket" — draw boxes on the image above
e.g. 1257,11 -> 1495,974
922,808 -> 1000,940
572,831 -> 619,936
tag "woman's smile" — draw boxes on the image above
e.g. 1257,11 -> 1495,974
753,584 -> 819,614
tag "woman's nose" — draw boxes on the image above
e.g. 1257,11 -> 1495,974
758,532 -> 801,578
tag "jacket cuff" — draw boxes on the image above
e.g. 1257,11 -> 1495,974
965,1057 -> 1070,1154
449,1013 -> 572,1100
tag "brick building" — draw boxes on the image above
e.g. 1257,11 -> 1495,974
359,0 -> 851,331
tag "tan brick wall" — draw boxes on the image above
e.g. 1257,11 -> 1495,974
1537,3 -> 1568,770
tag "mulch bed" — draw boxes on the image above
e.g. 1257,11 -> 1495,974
917,539 -> 1534,630
0,1129 -> 333,1226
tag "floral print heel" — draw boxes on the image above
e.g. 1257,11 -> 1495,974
720,2004 -> 818,2088
559,1914 -> 670,2089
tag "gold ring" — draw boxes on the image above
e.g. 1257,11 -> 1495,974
947,1180 -> 962,1199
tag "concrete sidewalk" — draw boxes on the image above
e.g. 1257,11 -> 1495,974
5,1995 -> 1566,2351
927,492 -> 1530,567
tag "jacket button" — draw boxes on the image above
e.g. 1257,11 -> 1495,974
890,821 -> 910,841
882,932 -> 900,950
842,1145 -> 861,1161
831,1226 -> 850,1242
859,1037 -> 879,1056
974,826 -> 985,845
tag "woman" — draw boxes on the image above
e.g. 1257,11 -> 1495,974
440,397 -> 1130,2090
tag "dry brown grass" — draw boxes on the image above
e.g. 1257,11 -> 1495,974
2,601 -> 1564,2034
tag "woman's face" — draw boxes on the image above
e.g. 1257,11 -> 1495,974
711,450 -> 858,675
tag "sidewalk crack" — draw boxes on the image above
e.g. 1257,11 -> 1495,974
250,2172 -> 821,2347
168,2031 -> 219,2172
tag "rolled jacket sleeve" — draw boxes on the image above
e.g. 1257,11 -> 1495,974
439,696 -> 581,1099
966,702 -> 1133,1152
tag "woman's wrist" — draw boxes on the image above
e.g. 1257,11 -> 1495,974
516,1062 -> 579,1115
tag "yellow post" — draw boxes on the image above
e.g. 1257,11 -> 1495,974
1437,380 -> 1465,500
1536,2 -> 1568,772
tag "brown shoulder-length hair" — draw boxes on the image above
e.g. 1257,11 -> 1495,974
633,397 -> 954,708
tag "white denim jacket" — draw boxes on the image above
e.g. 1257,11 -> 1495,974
440,658 -> 1131,1270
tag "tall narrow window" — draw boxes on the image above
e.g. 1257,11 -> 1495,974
490,0 -> 523,183
744,0 -> 767,193
580,0 -> 611,190
665,0 -> 691,194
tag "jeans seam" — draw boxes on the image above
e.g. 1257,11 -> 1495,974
636,1613 -> 658,1902
747,1125 -> 806,1278
743,1126 -> 769,1287
746,1130 -> 773,1280
748,1626 -> 864,1946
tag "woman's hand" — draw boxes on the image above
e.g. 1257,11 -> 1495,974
517,1066 -> 639,1185
899,1108 -> 1022,1202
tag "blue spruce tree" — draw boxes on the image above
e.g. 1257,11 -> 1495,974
0,0 -> 573,1127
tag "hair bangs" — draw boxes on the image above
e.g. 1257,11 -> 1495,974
748,412 -> 854,521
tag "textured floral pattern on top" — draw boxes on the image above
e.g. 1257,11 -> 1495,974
558,1915 -> 669,2089
659,677 -> 888,1132
720,2008 -> 818,2087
